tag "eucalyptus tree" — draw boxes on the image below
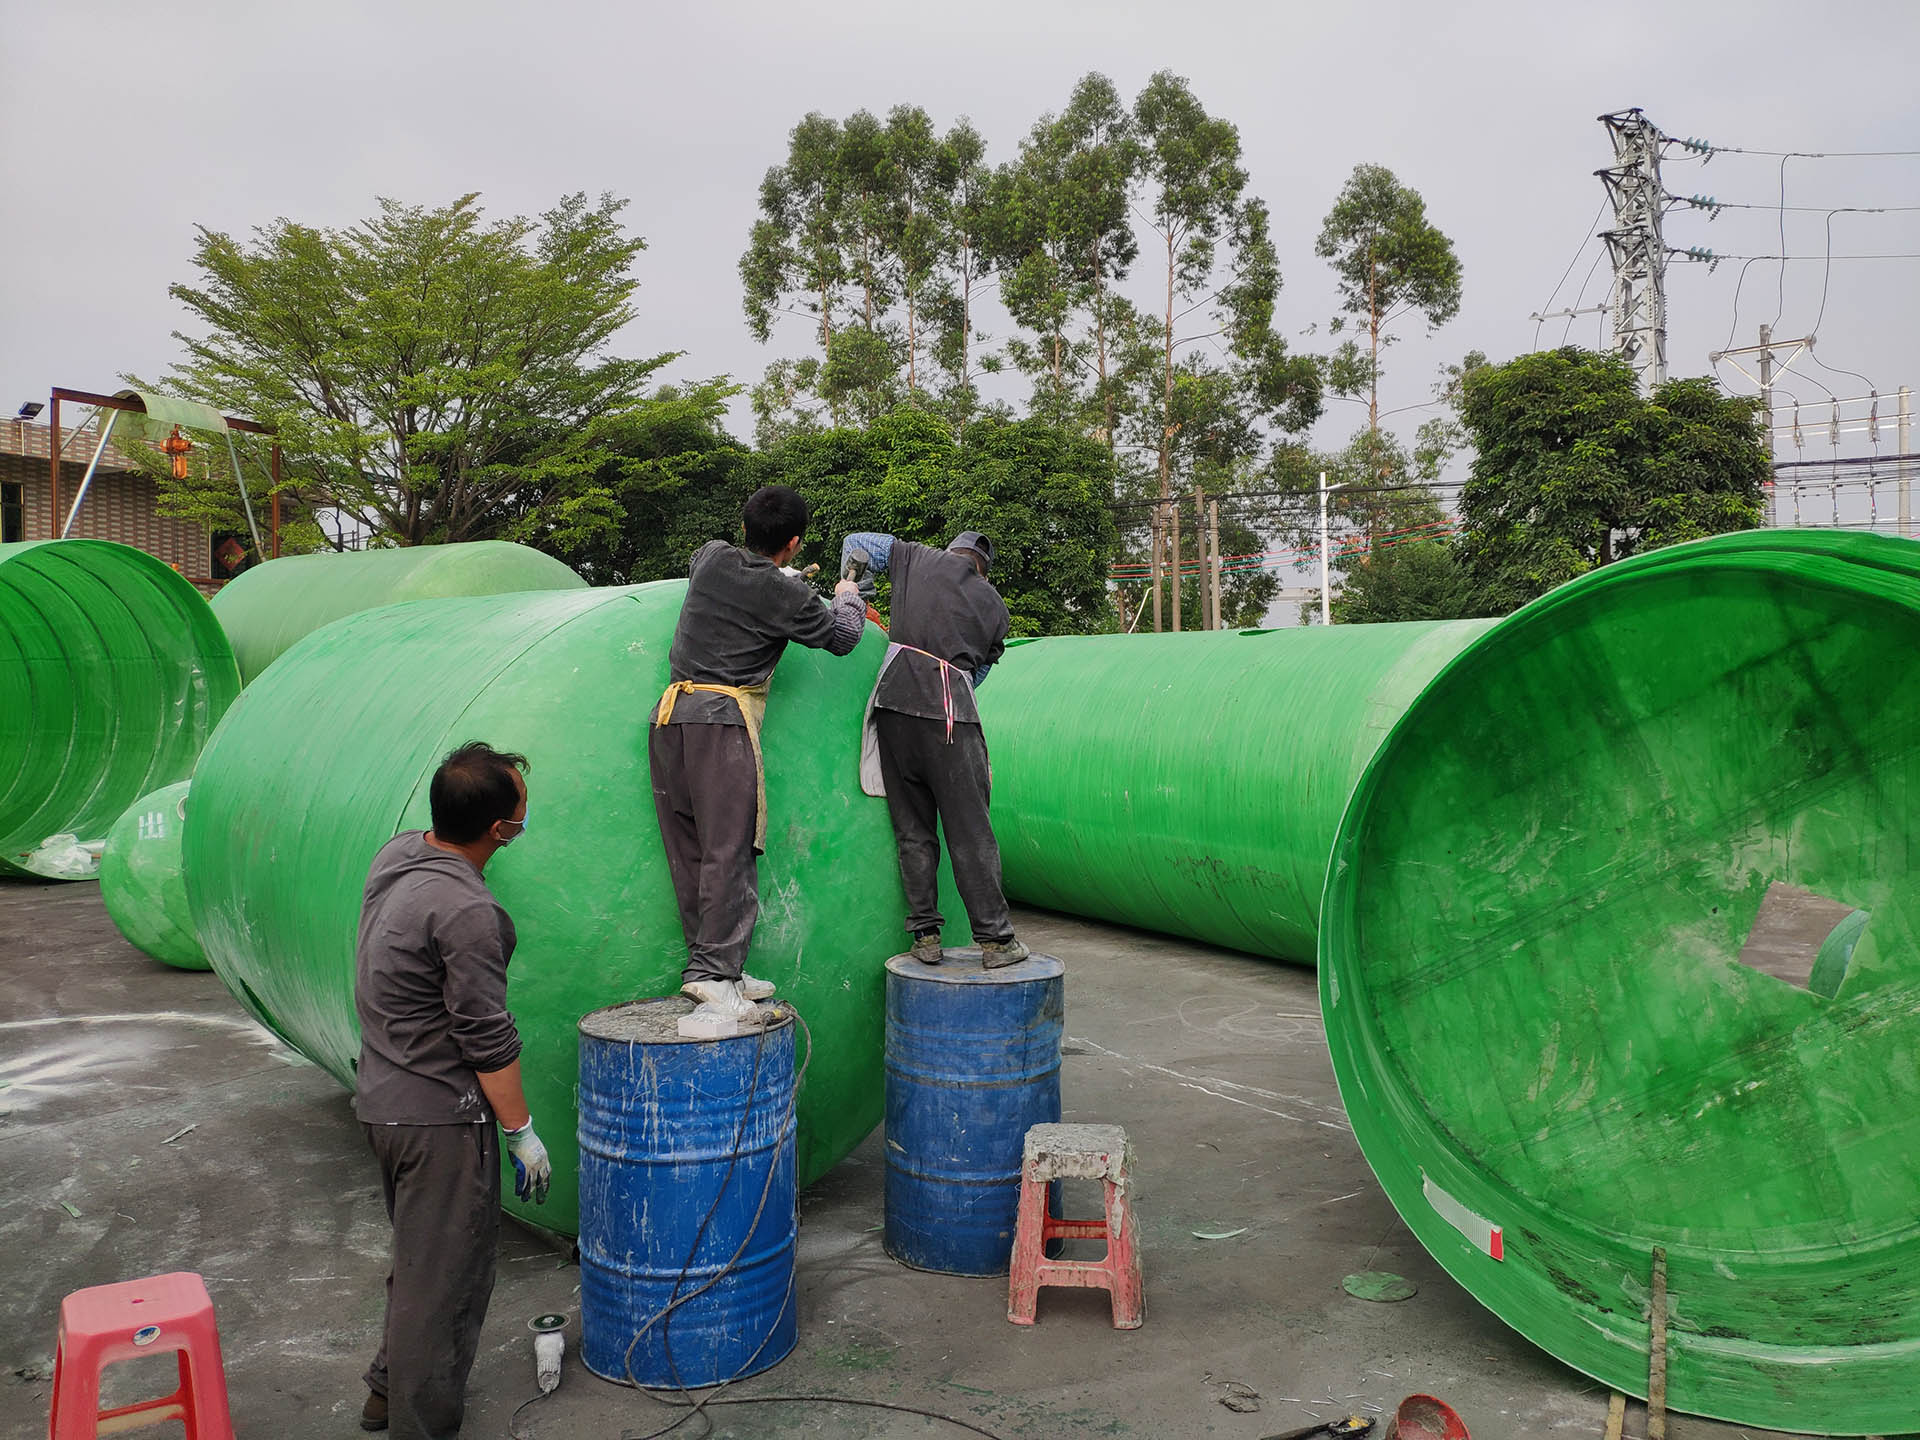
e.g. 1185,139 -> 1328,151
1315,163 -> 1462,431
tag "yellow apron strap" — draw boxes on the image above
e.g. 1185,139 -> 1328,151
654,680 -> 773,853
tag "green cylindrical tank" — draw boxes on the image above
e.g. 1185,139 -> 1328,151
100,781 -> 206,970
210,540 -> 587,684
979,620 -> 1494,962
1321,531 -> 1920,1435
0,540 -> 240,880
184,583 -> 905,1234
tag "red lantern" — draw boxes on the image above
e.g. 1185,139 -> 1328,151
161,425 -> 192,481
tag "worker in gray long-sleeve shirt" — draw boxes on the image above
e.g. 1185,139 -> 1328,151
353,742 -> 549,1438
841,529 -> 1027,968
652,484 -> 865,1023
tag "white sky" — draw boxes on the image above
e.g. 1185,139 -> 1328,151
4,0 -> 1917,490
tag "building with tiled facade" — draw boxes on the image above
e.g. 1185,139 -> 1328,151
1,418 -> 219,592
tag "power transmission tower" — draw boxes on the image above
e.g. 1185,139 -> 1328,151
1597,108 -> 1669,389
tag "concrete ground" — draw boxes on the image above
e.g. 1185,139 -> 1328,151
1,884 -> 1806,1440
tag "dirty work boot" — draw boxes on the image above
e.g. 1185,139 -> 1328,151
681,979 -> 769,1025
360,1390 -> 388,1432
979,938 -> 1030,969
739,973 -> 776,1001
909,931 -> 944,965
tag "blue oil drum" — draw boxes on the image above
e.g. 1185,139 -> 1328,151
884,949 -> 1065,1275
577,999 -> 797,1387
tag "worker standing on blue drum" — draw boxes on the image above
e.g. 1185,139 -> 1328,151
352,742 -> 551,1437
653,485 -> 866,1023
841,529 -> 1027,968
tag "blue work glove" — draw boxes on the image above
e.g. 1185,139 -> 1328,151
502,1117 -> 552,1204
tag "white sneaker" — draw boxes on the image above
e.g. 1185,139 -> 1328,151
739,973 -> 776,1001
680,979 -> 769,1025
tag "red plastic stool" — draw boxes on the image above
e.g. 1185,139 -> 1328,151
49,1271 -> 233,1439
1007,1123 -> 1144,1329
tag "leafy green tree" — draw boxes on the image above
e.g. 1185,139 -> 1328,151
1331,537 -> 1482,623
507,380 -> 749,585
155,192 -> 667,547
1315,165 -> 1463,432
995,74 -> 1141,440
923,121 -> 998,433
1458,347 -> 1768,611
746,410 -> 1120,635
875,105 -> 947,392
1120,72 -> 1319,630
1264,427 -> 1447,588
742,113 -> 850,351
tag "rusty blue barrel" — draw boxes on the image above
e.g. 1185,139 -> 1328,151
577,999 -> 796,1387
884,950 -> 1065,1275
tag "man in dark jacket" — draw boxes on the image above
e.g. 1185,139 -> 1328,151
652,485 -> 866,1022
353,742 -> 549,1437
840,529 -> 1027,967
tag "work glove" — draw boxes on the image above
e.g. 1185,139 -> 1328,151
502,1117 -> 552,1205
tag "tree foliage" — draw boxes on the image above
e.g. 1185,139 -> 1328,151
745,409 -> 1120,636
1458,348 -> 1768,612
1330,538 -> 1482,624
505,380 -> 749,586
154,192 -> 668,548
1315,164 -> 1462,432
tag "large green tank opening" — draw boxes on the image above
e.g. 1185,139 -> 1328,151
0,540 -> 239,879
1321,531 -> 1920,1435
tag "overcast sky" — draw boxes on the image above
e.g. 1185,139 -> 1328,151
5,0 -> 1917,481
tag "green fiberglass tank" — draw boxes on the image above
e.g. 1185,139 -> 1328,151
100,781 -> 206,970
0,541 -> 239,880
978,620 -> 1494,963
210,540 -> 586,684
185,583 -> 905,1234
1321,531 -> 1920,1435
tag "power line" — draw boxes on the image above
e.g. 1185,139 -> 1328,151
1676,199 -> 1920,214
1533,198 -> 1610,350
1668,136 -> 1920,160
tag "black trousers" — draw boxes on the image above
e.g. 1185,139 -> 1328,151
649,721 -> 759,982
874,709 -> 1014,944
362,1122 -> 500,1440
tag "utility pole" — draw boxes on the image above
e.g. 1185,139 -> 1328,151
1901,387 -> 1913,538
1159,503 -> 1175,633
1710,327 -> 1815,528
1208,500 -> 1222,631
1758,323 -> 1774,525
1597,108 -> 1669,390
1194,486 -> 1209,628
1149,507 -> 1163,633
1318,470 -> 1333,626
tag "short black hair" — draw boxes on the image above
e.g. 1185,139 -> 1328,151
430,742 -> 529,844
743,485 -> 810,555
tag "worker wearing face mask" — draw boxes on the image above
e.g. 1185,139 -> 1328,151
351,742 -> 550,1437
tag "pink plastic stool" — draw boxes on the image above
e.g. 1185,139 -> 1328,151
49,1271 -> 233,1439
1007,1123 -> 1144,1329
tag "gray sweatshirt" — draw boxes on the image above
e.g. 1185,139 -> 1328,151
657,540 -> 866,725
353,832 -> 521,1126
